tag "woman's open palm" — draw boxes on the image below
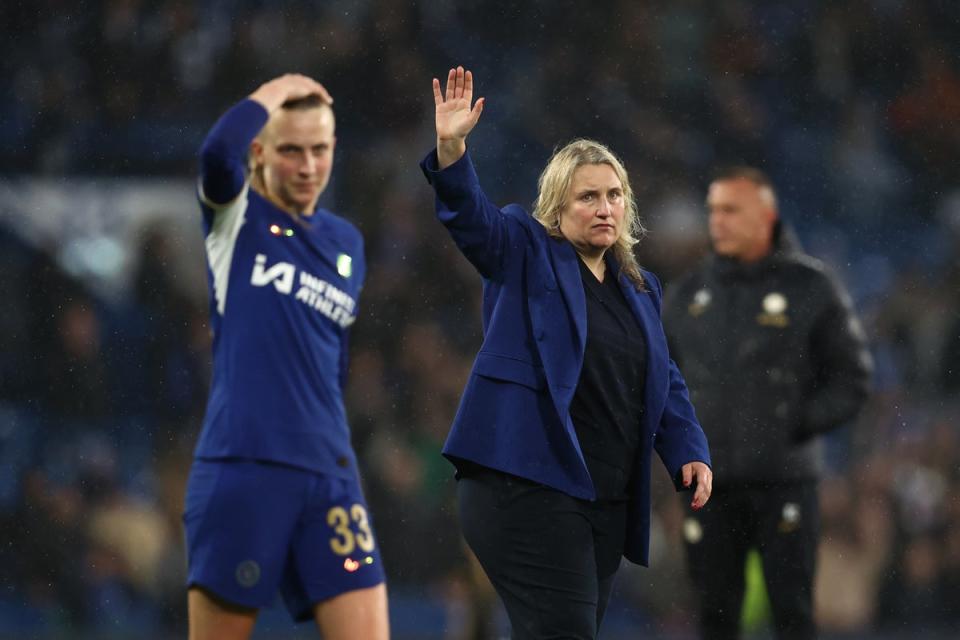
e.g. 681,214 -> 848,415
434,66 -> 484,141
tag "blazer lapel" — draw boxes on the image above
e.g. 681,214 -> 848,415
612,259 -> 668,429
549,237 -> 587,355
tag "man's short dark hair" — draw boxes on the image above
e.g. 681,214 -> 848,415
711,165 -> 779,210
711,166 -> 775,192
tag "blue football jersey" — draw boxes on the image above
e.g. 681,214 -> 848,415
194,102 -> 365,477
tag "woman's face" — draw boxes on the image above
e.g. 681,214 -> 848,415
559,163 -> 625,257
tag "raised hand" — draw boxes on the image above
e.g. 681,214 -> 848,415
250,73 -> 333,113
433,66 -> 484,168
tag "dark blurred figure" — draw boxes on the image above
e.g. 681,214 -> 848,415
133,224 -> 210,443
813,473 -> 893,634
663,167 -> 872,640
44,296 -> 111,420
20,246 -> 111,420
9,471 -> 90,627
876,534 -> 949,633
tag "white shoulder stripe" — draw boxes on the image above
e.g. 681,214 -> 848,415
204,183 -> 250,316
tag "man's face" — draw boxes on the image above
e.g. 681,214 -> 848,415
706,177 -> 776,262
559,163 -> 626,257
253,105 -> 336,215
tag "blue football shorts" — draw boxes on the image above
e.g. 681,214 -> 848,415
183,458 -> 386,622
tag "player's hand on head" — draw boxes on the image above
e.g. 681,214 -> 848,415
433,66 -> 484,142
250,73 -> 333,112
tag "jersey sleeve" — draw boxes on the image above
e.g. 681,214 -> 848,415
198,99 -> 270,209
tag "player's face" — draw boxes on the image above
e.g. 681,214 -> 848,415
559,163 -> 625,257
255,106 -> 336,215
707,178 -> 775,262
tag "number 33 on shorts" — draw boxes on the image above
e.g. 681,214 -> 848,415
326,504 -> 375,555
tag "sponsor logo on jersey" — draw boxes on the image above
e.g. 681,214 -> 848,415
251,254 -> 295,294
250,253 -> 357,327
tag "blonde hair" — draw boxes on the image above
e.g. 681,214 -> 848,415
533,139 -> 646,289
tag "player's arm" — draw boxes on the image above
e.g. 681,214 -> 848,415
198,74 -> 332,207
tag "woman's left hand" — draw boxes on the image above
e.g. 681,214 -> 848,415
681,461 -> 713,510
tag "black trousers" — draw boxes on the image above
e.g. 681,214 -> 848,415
458,468 -> 627,640
684,481 -> 819,640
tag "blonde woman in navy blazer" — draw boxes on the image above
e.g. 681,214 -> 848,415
421,67 -> 713,640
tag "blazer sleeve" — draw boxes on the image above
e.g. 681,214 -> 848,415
656,358 -> 712,490
648,272 -> 712,488
419,149 -> 510,282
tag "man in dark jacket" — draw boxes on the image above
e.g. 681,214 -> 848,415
663,167 -> 872,640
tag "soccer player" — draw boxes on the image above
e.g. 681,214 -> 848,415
183,74 -> 388,640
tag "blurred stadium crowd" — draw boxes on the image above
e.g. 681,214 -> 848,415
1,0 -> 959,638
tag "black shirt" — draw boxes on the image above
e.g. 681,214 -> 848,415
569,257 -> 647,501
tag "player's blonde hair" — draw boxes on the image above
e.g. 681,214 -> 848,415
533,139 -> 646,289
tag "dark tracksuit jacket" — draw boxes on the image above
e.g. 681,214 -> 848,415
662,223 -> 872,484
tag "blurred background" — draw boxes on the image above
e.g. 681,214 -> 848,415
1,0 -> 958,638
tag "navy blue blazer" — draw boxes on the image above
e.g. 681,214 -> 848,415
421,150 -> 710,565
